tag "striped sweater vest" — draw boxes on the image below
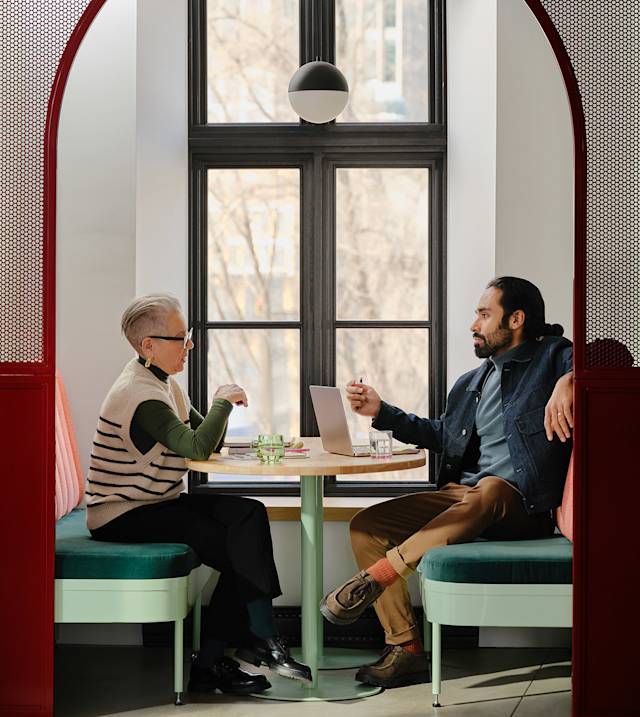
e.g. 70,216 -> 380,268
86,358 -> 190,531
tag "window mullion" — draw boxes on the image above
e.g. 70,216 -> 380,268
433,0 -> 447,125
322,153 -> 336,390
188,0 -> 207,127
189,161 -> 208,419
301,157 -> 319,439
322,153 -> 337,492
430,158 -> 446,481
188,159 -> 210,491
300,1 -> 335,65
322,0 -> 335,64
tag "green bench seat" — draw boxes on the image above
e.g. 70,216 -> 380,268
417,535 -> 573,708
55,508 -> 200,580
418,535 -> 572,585
55,508 -> 217,705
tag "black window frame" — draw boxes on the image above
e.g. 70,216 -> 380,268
188,0 -> 447,497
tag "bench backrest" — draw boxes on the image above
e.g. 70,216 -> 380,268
555,453 -> 573,542
55,371 -> 84,520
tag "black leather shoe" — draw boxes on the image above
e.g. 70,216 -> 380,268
235,636 -> 312,682
188,656 -> 270,695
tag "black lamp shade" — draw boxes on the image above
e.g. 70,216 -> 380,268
288,61 -> 349,124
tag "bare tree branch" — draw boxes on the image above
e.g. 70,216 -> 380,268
208,12 -> 297,74
208,22 -> 278,122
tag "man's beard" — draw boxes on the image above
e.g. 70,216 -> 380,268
473,327 -> 513,358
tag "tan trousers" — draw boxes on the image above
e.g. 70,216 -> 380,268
349,477 -> 555,645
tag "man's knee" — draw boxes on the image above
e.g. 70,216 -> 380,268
349,504 -> 382,537
349,508 -> 369,537
475,475 -> 514,503
349,506 -> 386,555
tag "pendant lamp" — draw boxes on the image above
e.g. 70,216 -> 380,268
288,60 -> 349,124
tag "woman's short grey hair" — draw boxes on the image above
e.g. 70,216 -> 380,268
121,294 -> 183,351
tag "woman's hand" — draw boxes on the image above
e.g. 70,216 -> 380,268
214,383 -> 248,407
544,371 -> 573,442
346,381 -> 382,418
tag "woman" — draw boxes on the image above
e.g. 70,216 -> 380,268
86,294 -> 310,695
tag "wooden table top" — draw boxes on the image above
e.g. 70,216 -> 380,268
187,436 -> 426,476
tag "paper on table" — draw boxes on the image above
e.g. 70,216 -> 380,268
223,439 -> 251,448
228,451 -> 310,461
224,437 -> 295,448
285,448 -> 310,459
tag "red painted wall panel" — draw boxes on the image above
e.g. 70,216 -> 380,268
0,377 -> 54,714
0,3 -> 107,714
575,382 -> 640,716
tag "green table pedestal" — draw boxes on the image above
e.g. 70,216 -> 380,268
253,475 -> 383,701
291,646 -> 382,670
252,672 -> 381,702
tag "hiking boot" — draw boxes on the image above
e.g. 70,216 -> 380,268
355,645 -> 429,688
320,570 -> 384,625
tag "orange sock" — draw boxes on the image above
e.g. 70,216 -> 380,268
366,558 -> 400,587
400,638 -> 424,655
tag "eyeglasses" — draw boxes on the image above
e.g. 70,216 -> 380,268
148,327 -> 193,349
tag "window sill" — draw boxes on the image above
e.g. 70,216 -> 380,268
250,496 -> 387,522
191,481 -> 437,519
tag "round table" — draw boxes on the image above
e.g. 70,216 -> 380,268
188,437 -> 425,701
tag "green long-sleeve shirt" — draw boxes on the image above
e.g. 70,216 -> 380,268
130,357 -> 231,460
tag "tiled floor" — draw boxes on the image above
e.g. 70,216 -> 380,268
55,646 -> 571,717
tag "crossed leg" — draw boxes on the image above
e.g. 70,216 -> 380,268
349,477 -> 553,645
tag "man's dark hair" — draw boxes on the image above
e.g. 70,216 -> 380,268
487,276 -> 564,340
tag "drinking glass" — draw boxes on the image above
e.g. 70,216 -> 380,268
369,429 -> 393,459
251,434 -> 270,462
260,434 -> 285,464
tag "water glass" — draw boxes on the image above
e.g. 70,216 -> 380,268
369,429 -> 393,459
251,434 -> 270,461
259,434 -> 285,464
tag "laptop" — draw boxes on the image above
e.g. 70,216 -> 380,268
309,385 -> 420,457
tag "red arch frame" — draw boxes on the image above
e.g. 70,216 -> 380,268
37,1 -> 589,715
43,0 -> 588,375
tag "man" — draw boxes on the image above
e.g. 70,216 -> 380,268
320,276 -> 574,689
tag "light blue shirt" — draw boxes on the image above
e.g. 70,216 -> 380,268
460,347 -> 517,487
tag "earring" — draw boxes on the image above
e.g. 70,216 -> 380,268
145,356 -> 152,368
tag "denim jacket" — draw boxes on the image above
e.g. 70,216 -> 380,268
373,336 -> 573,515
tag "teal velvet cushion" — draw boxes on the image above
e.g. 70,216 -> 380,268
417,535 -> 572,584
55,508 -> 200,580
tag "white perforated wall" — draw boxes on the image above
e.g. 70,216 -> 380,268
0,1 -> 90,363
540,1 -> 640,367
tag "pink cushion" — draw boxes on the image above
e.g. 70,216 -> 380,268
555,453 -> 573,542
57,371 -> 84,500
55,372 -> 84,520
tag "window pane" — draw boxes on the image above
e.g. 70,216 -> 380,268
335,328 -> 430,483
336,168 -> 429,321
208,328 -> 300,435
207,328 -> 300,483
207,0 -> 299,123
336,0 -> 429,122
208,169 -> 300,321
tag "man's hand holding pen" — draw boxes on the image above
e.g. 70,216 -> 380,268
346,378 -> 382,418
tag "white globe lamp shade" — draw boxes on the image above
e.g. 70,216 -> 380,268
288,61 -> 349,124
